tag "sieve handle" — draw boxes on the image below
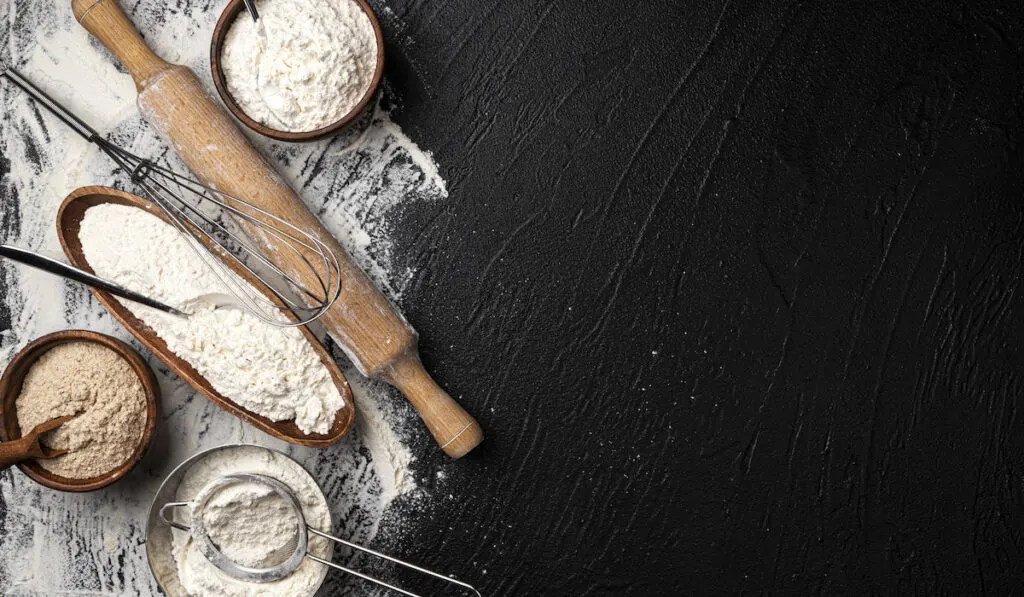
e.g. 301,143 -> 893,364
158,502 -> 192,532
306,527 -> 483,597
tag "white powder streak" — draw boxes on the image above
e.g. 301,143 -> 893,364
0,1 -> 445,594
348,376 -> 415,500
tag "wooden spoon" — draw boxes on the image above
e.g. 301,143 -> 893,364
56,186 -> 355,448
0,414 -> 76,470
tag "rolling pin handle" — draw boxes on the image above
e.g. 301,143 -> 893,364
384,353 -> 484,459
71,0 -> 172,89
73,0 -> 108,23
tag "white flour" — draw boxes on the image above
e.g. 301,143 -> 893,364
222,0 -> 378,132
77,203 -> 346,435
171,446 -> 332,597
0,1 -> 444,594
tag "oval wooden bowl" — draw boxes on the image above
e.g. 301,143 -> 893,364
55,186 -> 355,447
0,330 -> 159,492
209,0 -> 385,142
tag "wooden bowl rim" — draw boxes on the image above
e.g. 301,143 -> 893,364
55,186 -> 355,447
0,329 -> 160,492
209,0 -> 385,142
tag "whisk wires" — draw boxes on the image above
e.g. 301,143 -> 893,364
0,58 -> 342,327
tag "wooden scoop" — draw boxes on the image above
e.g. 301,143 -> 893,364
0,414 -> 76,471
70,0 -> 483,458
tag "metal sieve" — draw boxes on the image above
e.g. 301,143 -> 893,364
159,473 -> 482,597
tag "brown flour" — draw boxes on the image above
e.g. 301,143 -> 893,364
15,341 -> 147,479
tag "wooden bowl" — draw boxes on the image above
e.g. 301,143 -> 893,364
0,330 -> 159,492
209,0 -> 385,142
56,186 -> 355,447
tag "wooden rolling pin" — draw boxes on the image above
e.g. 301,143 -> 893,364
70,0 -> 483,458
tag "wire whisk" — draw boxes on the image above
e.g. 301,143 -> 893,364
0,59 -> 342,327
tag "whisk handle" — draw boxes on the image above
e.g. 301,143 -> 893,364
72,0 -> 172,90
0,64 -> 97,140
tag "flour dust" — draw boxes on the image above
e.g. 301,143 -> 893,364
0,1 -> 443,595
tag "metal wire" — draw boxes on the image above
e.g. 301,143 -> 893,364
0,59 -> 342,327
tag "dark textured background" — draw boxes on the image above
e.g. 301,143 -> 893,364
375,0 -> 1024,594
2,0 -> 1023,595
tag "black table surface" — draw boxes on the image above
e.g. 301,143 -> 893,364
4,0 -> 1024,595
377,0 -> 1024,594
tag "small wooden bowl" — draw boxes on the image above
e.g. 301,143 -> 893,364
209,0 -> 385,142
56,186 -> 355,447
0,330 -> 159,492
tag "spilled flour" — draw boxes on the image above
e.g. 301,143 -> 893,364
0,1 -> 447,595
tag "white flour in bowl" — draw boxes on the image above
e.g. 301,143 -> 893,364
170,445 -> 332,597
77,203 -> 345,435
221,0 -> 378,132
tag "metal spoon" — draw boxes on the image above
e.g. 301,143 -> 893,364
241,1 -> 298,130
242,0 -> 260,21
0,245 -> 187,317
1,245 -> 253,318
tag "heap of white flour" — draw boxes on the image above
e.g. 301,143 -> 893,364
171,445 -> 332,597
78,203 -> 345,435
221,0 -> 378,132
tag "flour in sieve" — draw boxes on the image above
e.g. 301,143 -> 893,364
77,203 -> 345,435
170,445 -> 332,597
200,482 -> 299,568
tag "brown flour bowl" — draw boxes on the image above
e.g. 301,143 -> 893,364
210,0 -> 385,142
0,330 -> 159,492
